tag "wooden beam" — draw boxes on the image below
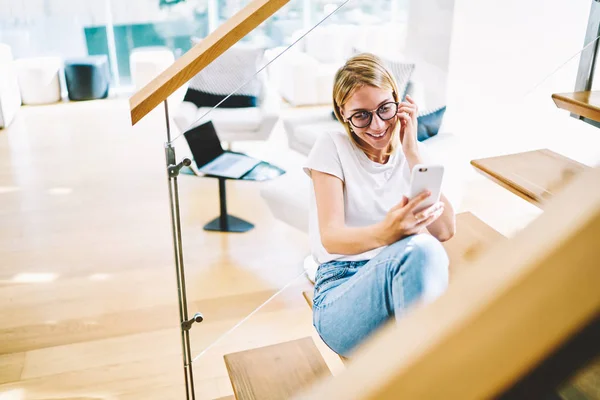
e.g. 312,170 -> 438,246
129,0 -> 289,125
297,166 -> 600,400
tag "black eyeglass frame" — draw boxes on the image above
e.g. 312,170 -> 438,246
346,101 -> 399,129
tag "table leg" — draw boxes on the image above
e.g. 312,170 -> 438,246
204,177 -> 254,233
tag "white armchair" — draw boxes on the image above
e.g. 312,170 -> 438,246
0,43 -> 21,129
172,71 -> 280,142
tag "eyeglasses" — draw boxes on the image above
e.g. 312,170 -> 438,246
346,102 -> 399,129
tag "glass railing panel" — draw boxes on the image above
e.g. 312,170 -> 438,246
189,271 -> 345,398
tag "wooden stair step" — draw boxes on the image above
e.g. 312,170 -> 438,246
471,149 -> 588,208
552,91 -> 600,122
223,337 -> 331,400
302,290 -> 314,309
444,212 -> 505,275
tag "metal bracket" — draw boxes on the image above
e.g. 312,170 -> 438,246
181,312 -> 204,331
165,144 -> 192,178
168,159 -> 192,178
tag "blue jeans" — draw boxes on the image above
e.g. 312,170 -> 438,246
312,234 -> 449,357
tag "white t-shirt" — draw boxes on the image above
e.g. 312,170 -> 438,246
303,130 -> 428,265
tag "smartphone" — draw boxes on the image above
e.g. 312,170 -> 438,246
408,164 -> 444,213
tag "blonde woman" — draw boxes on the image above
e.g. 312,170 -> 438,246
304,53 -> 456,357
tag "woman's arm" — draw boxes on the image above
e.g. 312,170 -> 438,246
312,170 -> 440,255
399,96 -> 456,241
425,193 -> 455,242
312,170 -> 385,255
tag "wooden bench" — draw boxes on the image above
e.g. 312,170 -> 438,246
223,337 -> 331,400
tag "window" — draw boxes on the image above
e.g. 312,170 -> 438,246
0,0 -> 409,88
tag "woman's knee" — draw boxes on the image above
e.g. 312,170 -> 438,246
387,234 -> 448,264
410,234 -> 449,300
409,234 -> 449,266
389,234 -> 449,299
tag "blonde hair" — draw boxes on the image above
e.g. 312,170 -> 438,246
332,53 -> 401,157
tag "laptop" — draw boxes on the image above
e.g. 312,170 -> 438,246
183,121 -> 261,179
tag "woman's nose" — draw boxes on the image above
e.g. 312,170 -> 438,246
370,112 -> 386,130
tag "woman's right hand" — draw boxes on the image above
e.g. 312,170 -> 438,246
376,191 -> 445,245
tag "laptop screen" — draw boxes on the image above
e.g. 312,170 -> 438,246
183,121 -> 225,168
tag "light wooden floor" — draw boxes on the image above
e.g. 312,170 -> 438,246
1,98 -> 595,399
0,99 -> 346,399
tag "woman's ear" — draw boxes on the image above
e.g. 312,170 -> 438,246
338,106 -> 346,122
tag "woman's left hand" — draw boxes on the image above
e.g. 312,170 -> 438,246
397,94 -> 419,156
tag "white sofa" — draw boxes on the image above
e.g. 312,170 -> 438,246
0,44 -> 21,129
172,71 -> 281,143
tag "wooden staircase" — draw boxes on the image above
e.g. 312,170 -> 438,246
301,166 -> 600,399
218,212 -> 506,399
218,186 -> 600,399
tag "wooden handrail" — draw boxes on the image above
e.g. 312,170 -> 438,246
298,166 -> 600,399
128,0 -> 289,125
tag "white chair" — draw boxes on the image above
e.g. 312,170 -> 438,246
130,46 -> 188,114
172,71 -> 280,142
0,44 -> 21,129
14,57 -> 62,105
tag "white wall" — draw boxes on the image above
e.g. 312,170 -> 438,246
444,0 -> 594,148
405,0 -> 455,109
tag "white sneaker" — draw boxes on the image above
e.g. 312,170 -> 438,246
303,255 -> 318,284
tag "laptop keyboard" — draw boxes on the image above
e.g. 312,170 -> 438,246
204,156 -> 237,172
202,153 -> 260,178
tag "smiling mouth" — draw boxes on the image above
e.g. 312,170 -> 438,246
366,129 -> 387,139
